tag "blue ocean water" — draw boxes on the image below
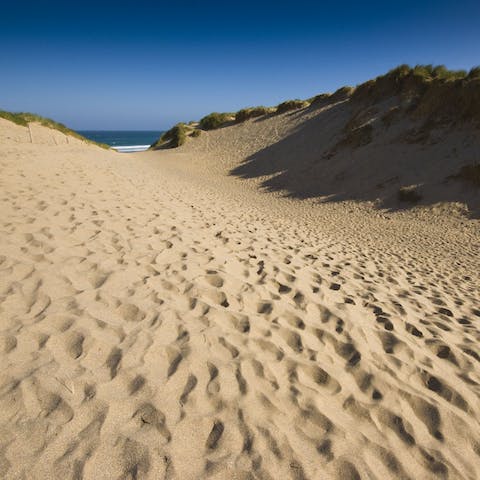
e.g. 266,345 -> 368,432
78,130 -> 163,152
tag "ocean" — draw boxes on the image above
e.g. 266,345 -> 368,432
78,130 -> 163,153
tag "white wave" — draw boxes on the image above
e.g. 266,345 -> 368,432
111,145 -> 150,153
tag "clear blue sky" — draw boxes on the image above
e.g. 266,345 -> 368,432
1,0 -> 479,130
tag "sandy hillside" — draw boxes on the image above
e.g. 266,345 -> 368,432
1,116 -> 480,480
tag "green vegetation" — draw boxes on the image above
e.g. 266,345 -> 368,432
347,64 -> 480,133
467,67 -> 480,80
151,123 -> 187,149
191,129 -> 201,137
374,64 -> 472,85
275,100 -> 309,114
0,110 -> 109,148
151,63 -> 480,151
199,112 -> 233,130
235,106 -> 273,123
451,164 -> 480,187
0,110 -> 30,126
398,186 -> 422,203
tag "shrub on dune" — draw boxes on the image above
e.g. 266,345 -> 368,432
275,100 -> 309,114
235,106 -> 272,123
151,123 -> 187,149
199,112 -> 233,130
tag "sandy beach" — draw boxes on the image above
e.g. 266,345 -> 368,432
1,116 -> 480,479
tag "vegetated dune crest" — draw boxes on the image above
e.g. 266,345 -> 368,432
152,64 -> 480,218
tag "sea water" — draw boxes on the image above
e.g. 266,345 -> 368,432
78,131 -> 163,153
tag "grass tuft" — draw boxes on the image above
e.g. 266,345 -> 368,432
275,100 -> 309,114
350,64 -> 480,125
199,112 -> 233,130
151,123 -> 187,149
235,106 -> 273,123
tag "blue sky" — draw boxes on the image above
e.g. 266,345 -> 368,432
1,0 -> 479,129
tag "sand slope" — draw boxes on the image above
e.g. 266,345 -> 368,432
1,118 -> 480,479
165,94 -> 480,217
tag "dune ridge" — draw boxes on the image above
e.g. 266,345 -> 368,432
0,105 -> 480,480
152,64 -> 480,217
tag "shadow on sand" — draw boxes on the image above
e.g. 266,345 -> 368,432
229,102 -> 480,218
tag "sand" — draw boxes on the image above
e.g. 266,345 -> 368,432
1,117 -> 480,479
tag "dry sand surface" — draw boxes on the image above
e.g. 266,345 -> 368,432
1,117 -> 480,479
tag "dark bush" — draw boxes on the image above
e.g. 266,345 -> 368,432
191,129 -> 201,137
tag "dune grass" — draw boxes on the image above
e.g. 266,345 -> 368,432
352,64 -> 480,123
199,112 -> 233,130
275,100 -> 309,114
0,110 -> 110,149
151,123 -> 187,149
235,107 -> 273,123
153,63 -> 480,150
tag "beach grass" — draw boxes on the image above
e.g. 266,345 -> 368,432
199,112 -> 233,130
275,100 -> 309,114
154,63 -> 480,150
151,123 -> 187,149
235,106 -> 273,123
0,110 -> 110,148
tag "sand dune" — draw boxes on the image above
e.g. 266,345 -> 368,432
1,117 -> 480,479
